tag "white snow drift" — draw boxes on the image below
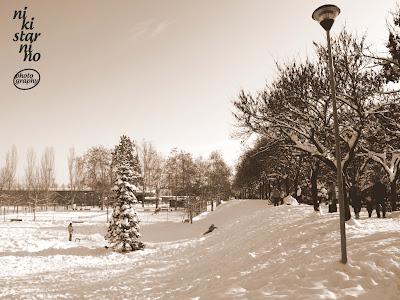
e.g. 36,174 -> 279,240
0,200 -> 399,299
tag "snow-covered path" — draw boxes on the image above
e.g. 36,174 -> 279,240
0,200 -> 399,299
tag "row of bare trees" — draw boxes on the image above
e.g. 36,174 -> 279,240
0,146 -> 18,191
25,147 -> 55,220
163,148 -> 231,210
0,146 -> 56,192
65,140 -> 232,210
0,139 -> 232,215
0,146 -> 56,220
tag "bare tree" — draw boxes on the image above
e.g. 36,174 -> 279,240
25,148 -> 36,191
24,148 -> 48,221
74,156 -> 86,190
40,147 -> 55,191
37,147 -> 56,211
0,145 -> 18,191
0,160 -> 5,191
0,146 -> 18,214
24,149 -> 40,220
362,107 -> 400,210
139,141 -> 164,208
66,148 -> 86,209
207,151 -> 231,209
85,146 -> 112,209
67,147 -> 76,208
31,168 -> 44,221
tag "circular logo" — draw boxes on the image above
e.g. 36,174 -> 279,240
13,69 -> 40,90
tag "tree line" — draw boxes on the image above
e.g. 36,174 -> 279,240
0,138 -> 232,211
233,7 -> 400,212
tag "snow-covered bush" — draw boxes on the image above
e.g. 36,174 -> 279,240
282,195 -> 299,205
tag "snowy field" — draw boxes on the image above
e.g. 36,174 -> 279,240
0,200 -> 399,299
0,205 -> 186,224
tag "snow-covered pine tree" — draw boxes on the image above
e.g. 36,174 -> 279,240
112,135 -> 142,186
106,136 -> 144,251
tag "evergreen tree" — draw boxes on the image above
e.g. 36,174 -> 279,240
112,135 -> 142,186
106,136 -> 144,252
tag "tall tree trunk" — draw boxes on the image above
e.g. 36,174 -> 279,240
174,178 -> 178,211
155,186 -> 160,209
142,185 -> 145,208
294,173 -> 299,196
342,180 -> 351,221
284,176 -> 289,196
293,156 -> 303,195
311,160 -> 319,211
390,180 -> 398,211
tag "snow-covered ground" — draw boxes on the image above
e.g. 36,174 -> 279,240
1,205 -> 186,224
0,200 -> 399,299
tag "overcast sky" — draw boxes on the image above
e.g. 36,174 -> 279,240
0,0 -> 397,184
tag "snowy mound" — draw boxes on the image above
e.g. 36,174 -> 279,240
282,195 -> 299,205
0,200 -> 399,299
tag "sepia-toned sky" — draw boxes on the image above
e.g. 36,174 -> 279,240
0,0 -> 397,184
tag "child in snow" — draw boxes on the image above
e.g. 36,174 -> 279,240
68,222 -> 73,241
203,224 -> 217,235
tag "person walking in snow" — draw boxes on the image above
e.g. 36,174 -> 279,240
280,190 -> 286,205
271,188 -> 281,206
320,186 -> 328,205
371,177 -> 387,218
350,183 -> 361,219
328,182 -> 337,213
296,185 -> 302,204
365,196 -> 374,218
68,222 -> 73,241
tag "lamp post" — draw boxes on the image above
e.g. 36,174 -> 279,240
312,4 -> 347,264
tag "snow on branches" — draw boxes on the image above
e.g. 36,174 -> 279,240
233,30 -> 390,185
112,135 -> 142,186
106,136 -> 144,252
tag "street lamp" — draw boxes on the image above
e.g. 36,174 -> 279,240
312,4 -> 348,264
